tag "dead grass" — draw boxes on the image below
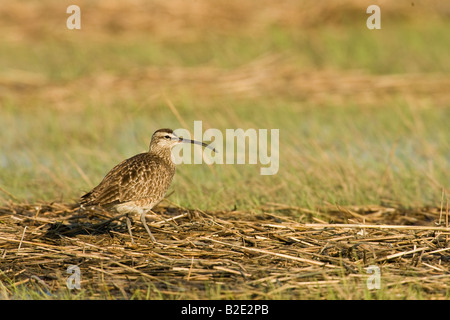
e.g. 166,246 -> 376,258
0,201 -> 448,299
3,55 -> 450,111
1,0 -> 447,42
0,0 -> 448,299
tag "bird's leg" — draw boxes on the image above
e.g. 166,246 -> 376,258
125,213 -> 135,244
140,210 -> 156,243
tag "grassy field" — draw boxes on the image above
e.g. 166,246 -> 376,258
0,0 -> 449,300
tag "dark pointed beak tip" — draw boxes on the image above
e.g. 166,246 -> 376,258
204,144 -> 218,153
179,137 -> 217,152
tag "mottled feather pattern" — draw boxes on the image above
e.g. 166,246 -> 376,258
81,152 -> 175,209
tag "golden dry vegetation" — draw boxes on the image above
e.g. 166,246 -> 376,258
0,0 -> 449,299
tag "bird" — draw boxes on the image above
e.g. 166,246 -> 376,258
79,128 -> 216,243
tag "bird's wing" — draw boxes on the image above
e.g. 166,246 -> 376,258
82,153 -> 174,206
117,155 -> 161,202
81,153 -> 147,206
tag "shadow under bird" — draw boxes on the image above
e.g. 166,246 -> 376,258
80,128 -> 216,243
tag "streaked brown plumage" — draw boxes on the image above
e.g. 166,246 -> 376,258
80,128 -> 215,243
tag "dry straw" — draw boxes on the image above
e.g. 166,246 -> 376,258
0,201 -> 448,298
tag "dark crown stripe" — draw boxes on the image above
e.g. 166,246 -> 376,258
154,128 -> 173,134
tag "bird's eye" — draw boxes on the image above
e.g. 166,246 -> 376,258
164,135 -> 171,139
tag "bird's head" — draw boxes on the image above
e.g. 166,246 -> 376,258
150,128 -> 217,154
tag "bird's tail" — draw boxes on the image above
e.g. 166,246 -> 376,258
79,191 -> 94,206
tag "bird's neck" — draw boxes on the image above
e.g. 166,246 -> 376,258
149,146 -> 175,165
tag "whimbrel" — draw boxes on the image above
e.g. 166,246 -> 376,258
80,128 -> 216,243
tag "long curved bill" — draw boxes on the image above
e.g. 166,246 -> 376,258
179,137 -> 218,153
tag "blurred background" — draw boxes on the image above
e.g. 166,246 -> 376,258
0,0 -> 448,210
